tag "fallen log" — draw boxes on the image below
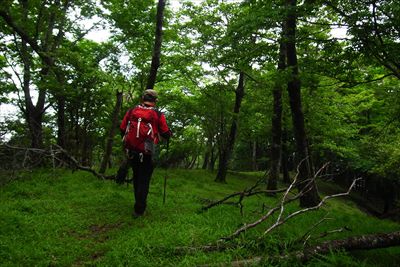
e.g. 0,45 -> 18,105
293,230 -> 400,262
203,231 -> 400,267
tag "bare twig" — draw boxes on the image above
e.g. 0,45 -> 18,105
295,214 -> 333,246
262,178 -> 361,237
219,172 -> 302,242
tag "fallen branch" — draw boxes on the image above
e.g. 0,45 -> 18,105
219,172 -> 303,242
201,188 -> 288,212
201,171 -> 291,213
262,178 -> 361,237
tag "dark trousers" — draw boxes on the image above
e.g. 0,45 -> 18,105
124,151 -> 154,215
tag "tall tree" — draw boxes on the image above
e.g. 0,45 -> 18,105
267,31 -> 287,190
0,0 -> 71,148
285,0 -> 320,207
215,71 -> 245,183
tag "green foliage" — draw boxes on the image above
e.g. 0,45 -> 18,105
1,169 -> 399,266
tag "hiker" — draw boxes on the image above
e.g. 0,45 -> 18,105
117,89 -> 171,218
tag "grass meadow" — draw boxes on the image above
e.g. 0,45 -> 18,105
1,168 -> 399,266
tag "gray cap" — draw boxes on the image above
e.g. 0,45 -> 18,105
143,89 -> 158,98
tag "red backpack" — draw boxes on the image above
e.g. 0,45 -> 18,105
122,106 -> 159,154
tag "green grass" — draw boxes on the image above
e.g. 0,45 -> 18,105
1,168 -> 399,266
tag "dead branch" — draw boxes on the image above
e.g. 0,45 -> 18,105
201,171 -> 289,212
218,172 -> 303,242
200,188 -> 288,212
295,215 -> 334,246
218,165 -> 355,243
262,178 -> 361,237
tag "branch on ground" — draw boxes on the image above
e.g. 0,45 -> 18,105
201,170 -> 288,213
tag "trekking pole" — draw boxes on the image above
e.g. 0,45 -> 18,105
163,139 -> 169,204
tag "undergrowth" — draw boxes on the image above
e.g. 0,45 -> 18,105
0,168 -> 399,266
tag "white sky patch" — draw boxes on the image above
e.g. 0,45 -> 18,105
0,103 -> 19,120
86,28 -> 112,43
330,26 -> 349,39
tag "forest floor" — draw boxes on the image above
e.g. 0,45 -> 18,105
1,168 -> 399,266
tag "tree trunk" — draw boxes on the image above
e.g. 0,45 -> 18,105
267,37 -> 286,190
285,0 -> 320,207
56,96 -> 66,148
99,91 -> 123,174
209,144 -> 217,171
281,127 -> 291,184
202,137 -> 213,169
146,0 -> 166,89
202,150 -> 210,169
215,72 -> 245,183
81,129 -> 92,166
252,140 -> 258,171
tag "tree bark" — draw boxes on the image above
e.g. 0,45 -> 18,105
56,96 -> 66,148
294,231 -> 400,262
252,140 -> 258,171
202,137 -> 212,169
99,91 -> 123,174
146,0 -> 166,89
215,72 -> 245,183
202,150 -> 210,169
285,0 -> 320,207
209,144 -> 217,171
267,36 -> 286,190
281,127 -> 291,184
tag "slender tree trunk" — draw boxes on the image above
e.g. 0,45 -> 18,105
202,137 -> 213,169
189,155 -> 197,169
202,150 -> 210,169
252,140 -> 258,171
285,0 -> 320,207
57,96 -> 66,148
209,144 -> 217,171
82,132 -> 92,166
99,91 -> 123,174
267,37 -> 286,190
215,72 -> 245,183
146,0 -> 166,89
281,126 -> 291,184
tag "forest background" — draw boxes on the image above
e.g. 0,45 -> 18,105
0,0 -> 399,266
